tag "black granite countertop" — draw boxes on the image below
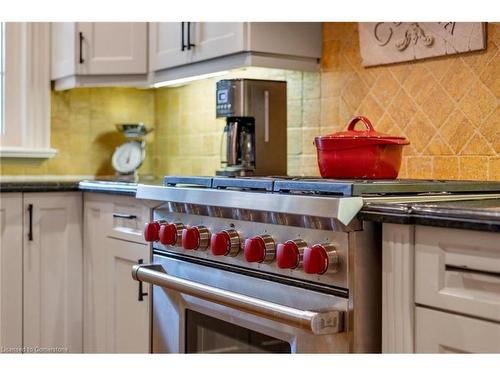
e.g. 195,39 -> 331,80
359,198 -> 500,232
3,178 -> 500,232
0,180 -> 81,193
0,177 -> 161,196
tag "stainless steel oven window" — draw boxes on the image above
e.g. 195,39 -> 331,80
185,309 -> 291,354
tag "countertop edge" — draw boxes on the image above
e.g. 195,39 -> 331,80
359,203 -> 500,233
2,180 -> 500,233
0,181 -> 81,193
78,181 -> 138,196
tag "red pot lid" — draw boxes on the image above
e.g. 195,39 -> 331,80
315,116 -> 410,150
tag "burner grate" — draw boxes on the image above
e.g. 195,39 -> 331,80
163,176 -> 500,197
212,177 -> 275,191
163,176 -> 213,188
273,179 -> 500,196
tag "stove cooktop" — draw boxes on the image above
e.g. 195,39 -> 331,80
163,176 -> 500,197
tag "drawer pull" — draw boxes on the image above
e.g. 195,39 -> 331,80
27,204 -> 34,241
113,213 -> 138,220
445,265 -> 500,279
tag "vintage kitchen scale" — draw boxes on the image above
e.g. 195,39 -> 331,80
111,123 -> 152,182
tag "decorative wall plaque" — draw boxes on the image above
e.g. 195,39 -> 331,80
358,22 -> 486,66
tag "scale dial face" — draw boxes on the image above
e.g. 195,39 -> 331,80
112,141 -> 144,174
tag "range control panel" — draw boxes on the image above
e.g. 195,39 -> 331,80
144,211 -> 349,289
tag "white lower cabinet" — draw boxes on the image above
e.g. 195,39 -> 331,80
0,190 -> 150,353
415,307 -> 500,353
107,238 -> 149,353
0,192 -> 83,353
0,193 -> 23,351
382,224 -> 500,353
83,193 -> 151,353
83,198 -> 109,353
23,192 -> 83,353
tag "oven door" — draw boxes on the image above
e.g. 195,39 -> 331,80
134,253 -> 349,354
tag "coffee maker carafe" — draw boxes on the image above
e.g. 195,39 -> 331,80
216,79 -> 287,176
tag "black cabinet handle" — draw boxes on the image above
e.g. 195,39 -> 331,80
181,22 -> 186,51
79,32 -> 84,64
112,213 -> 137,220
27,204 -> 33,241
187,22 -> 195,50
137,259 -> 148,301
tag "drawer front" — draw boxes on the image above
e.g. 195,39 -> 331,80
107,196 -> 150,244
415,307 -> 500,353
415,225 -> 500,322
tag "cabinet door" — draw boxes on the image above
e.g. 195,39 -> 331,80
51,22 -> 77,79
107,238 -> 150,353
77,22 -> 147,75
415,226 -> 500,322
23,192 -> 83,353
0,193 -> 23,350
190,22 -> 244,64
83,197 -> 111,353
149,22 -> 193,71
416,307 -> 500,353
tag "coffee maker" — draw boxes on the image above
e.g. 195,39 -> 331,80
216,79 -> 287,176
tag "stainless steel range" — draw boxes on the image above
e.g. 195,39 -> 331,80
133,176 -> 500,354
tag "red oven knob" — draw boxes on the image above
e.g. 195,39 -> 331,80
211,229 -> 240,257
159,223 -> 185,246
303,243 -> 339,275
143,221 -> 161,242
181,226 -> 210,250
244,235 -> 275,263
276,239 -> 307,269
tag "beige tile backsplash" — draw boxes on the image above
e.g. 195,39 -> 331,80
1,23 -> 498,180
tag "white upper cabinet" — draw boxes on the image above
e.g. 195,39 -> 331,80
51,22 -> 148,90
150,22 -> 322,75
77,22 -> 147,75
149,22 -> 193,71
52,22 -> 322,89
51,22 -> 77,81
188,22 -> 244,66
150,22 -> 244,71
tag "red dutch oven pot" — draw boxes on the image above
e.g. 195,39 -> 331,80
314,116 -> 410,179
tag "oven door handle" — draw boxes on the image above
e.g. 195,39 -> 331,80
132,263 -> 344,335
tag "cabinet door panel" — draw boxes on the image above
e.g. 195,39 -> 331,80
415,225 -> 500,322
149,22 -> 192,71
107,238 -> 150,353
77,22 -> 147,75
190,22 -> 244,63
83,198 -> 111,353
0,193 -> 23,350
51,22 -> 76,79
416,307 -> 500,353
23,192 -> 82,353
